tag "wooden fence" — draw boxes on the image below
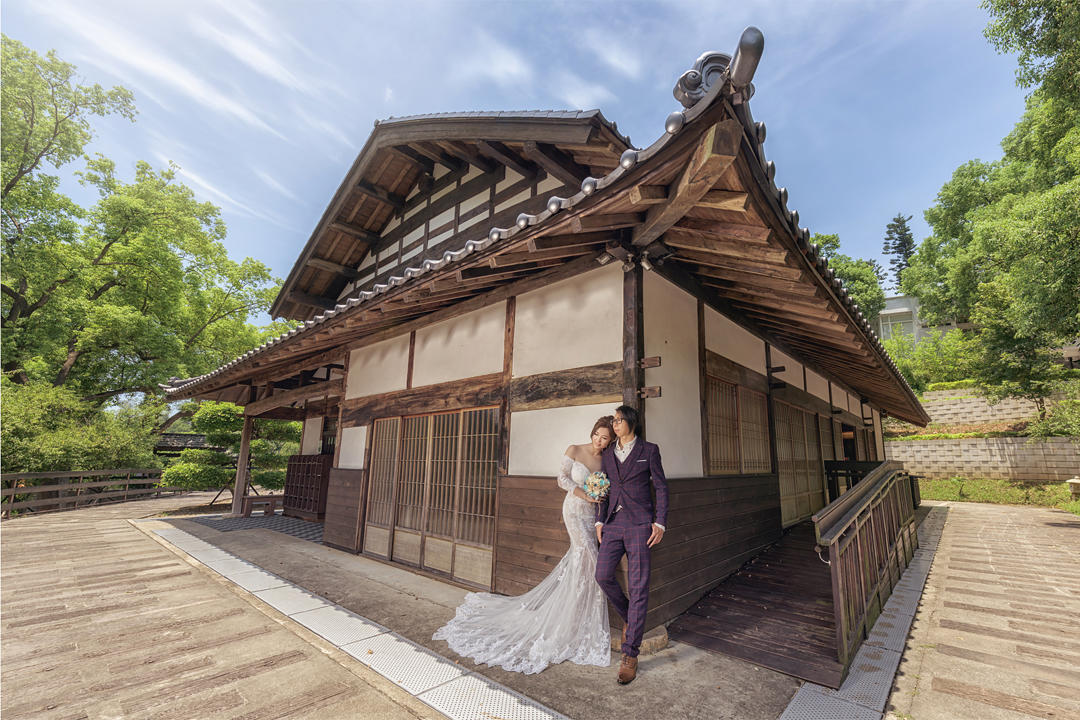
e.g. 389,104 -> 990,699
1,469 -> 181,519
812,460 -> 917,670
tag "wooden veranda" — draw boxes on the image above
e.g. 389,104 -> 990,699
670,461 -> 919,688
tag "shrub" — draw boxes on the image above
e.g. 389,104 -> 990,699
1026,381 -> 1080,438
0,378 -> 159,473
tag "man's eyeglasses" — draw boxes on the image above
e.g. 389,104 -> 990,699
612,417 -> 627,425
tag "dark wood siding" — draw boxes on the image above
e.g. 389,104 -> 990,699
492,472 -> 783,632
493,475 -> 568,596
322,468 -> 366,553
646,474 -> 781,628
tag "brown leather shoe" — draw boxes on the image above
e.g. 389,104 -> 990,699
617,653 -> 638,685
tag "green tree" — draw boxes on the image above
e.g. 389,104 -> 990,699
0,376 -> 159,473
162,402 -> 300,492
882,213 -> 915,291
813,233 -> 886,323
901,3 -> 1080,412
1,37 -> 290,402
882,329 -> 981,394
982,0 -> 1080,102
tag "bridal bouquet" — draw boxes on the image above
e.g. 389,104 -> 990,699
584,471 -> 610,500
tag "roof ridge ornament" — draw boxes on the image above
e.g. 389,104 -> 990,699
673,27 -> 763,108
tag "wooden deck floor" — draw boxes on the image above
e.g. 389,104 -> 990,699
667,521 -> 845,688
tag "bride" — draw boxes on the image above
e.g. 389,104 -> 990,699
433,416 -> 615,674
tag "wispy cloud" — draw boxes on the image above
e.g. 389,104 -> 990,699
452,30 -> 533,88
254,168 -> 301,202
31,0 -> 285,140
551,70 -> 617,110
292,104 -> 356,150
581,28 -> 643,80
190,17 -> 310,94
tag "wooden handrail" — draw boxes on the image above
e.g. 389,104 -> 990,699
812,460 -> 918,677
1,469 -> 177,519
813,461 -> 901,546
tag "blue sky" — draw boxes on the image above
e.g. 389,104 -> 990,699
4,0 -> 1025,297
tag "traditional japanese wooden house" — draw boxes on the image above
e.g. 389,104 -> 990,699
164,28 -> 929,685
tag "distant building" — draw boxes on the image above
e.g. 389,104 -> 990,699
878,295 -> 1079,369
875,295 -> 966,343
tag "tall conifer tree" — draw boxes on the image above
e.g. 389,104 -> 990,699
882,213 -> 915,290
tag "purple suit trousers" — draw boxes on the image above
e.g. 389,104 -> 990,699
594,440 -> 668,657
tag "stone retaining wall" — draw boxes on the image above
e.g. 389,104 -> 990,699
885,437 -> 1079,482
917,393 -> 1042,425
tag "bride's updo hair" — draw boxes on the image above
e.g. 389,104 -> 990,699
591,415 -> 615,437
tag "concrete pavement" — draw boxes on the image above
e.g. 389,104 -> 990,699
0,493 -> 439,720
886,501 -> 1080,720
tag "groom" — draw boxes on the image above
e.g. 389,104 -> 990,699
594,404 -> 668,685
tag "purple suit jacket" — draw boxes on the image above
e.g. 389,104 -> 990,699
596,440 -> 668,528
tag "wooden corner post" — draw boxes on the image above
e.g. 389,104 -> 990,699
623,262 -> 645,438
230,414 -> 255,517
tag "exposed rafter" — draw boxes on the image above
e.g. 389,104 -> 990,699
632,119 -> 743,247
307,257 -> 360,280
356,181 -> 406,212
476,140 -> 539,179
522,141 -> 590,186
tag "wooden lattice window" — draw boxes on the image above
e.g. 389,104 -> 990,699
705,376 -> 740,474
367,418 -> 399,527
705,377 -> 772,475
320,415 -> 338,456
776,401 -> 828,525
425,412 -> 460,539
365,406 -> 499,550
457,407 -> 499,546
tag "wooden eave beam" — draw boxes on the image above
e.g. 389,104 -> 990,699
528,231 -> 614,251
436,141 -> 498,173
356,181 -> 406,212
630,186 -> 749,214
307,257 -> 360,280
632,119 -> 743,247
668,219 -> 772,245
389,145 -> 435,174
662,232 -> 790,264
476,140 -> 539,179
570,213 -> 646,233
408,142 -> 466,173
672,250 -> 804,281
287,290 -> 336,311
522,141 -> 591,186
244,378 -> 343,416
328,220 -> 380,245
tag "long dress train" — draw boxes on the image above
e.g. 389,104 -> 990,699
432,455 -> 610,674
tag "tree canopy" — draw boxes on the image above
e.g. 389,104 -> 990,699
1,36 -> 293,473
1,35 -> 290,405
899,3 -> 1080,412
812,233 -> 886,323
161,402 -> 300,491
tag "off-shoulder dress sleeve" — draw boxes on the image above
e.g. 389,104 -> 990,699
556,454 -> 576,493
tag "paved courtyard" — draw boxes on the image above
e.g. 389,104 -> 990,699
887,501 -> 1080,719
0,494 -> 437,720
3,494 -> 1078,719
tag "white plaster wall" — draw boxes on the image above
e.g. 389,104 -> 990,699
704,308 -> 766,375
513,264 -> 622,377
644,272 -> 703,478
346,334 -> 410,400
770,348 -> 803,389
338,425 -> 368,469
806,369 -> 830,403
508,402 -> 617,476
301,417 -> 323,455
412,302 -> 505,387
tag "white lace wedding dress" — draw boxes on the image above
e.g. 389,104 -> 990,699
432,455 -> 610,674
